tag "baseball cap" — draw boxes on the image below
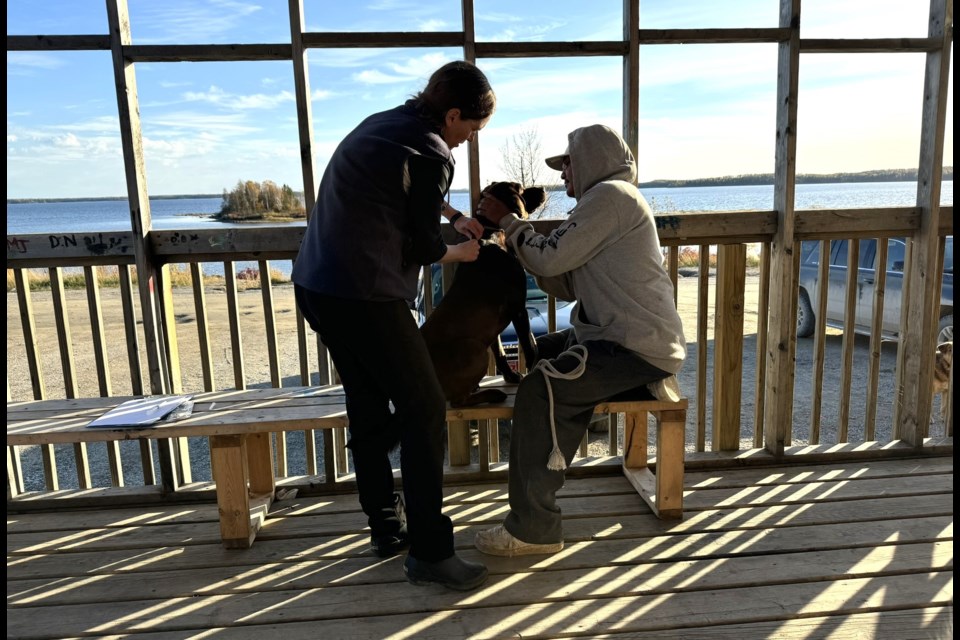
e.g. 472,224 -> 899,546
545,146 -> 569,171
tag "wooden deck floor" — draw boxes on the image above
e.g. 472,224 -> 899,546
7,456 -> 953,639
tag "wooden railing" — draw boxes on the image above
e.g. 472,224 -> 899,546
7,207 -> 953,499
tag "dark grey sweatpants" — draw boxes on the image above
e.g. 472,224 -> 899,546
504,328 -> 670,544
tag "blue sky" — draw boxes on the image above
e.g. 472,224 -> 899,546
6,0 -> 953,199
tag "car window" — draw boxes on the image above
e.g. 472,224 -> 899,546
526,273 -> 548,301
944,237 -> 953,274
833,240 -> 849,267
800,241 -> 820,265
886,238 -> 907,272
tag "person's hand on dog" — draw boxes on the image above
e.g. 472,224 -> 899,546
439,238 -> 481,264
452,213 -> 484,240
477,191 -> 526,227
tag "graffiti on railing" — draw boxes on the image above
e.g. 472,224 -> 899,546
7,236 -> 30,253
8,233 -> 134,256
655,215 -> 682,232
169,231 -> 201,245
81,233 -> 132,255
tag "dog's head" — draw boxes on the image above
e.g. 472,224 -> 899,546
936,340 -> 953,369
475,182 -> 547,237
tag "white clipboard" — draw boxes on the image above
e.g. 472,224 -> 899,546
86,395 -> 194,428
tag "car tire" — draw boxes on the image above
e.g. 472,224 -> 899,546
937,314 -> 953,344
797,289 -> 816,338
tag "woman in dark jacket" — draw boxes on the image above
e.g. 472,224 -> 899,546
293,60 -> 494,591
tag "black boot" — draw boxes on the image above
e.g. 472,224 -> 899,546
403,553 -> 489,591
370,493 -> 409,558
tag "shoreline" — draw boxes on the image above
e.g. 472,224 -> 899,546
8,170 -> 954,202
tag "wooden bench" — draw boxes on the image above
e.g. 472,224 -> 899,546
7,379 -> 687,549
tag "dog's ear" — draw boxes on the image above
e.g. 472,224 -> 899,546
522,187 -> 547,214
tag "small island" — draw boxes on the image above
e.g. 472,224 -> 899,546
215,179 -> 306,222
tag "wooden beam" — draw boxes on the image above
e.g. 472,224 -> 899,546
762,0 -> 802,458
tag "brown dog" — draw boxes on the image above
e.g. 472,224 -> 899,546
421,182 -> 546,407
933,340 -> 952,418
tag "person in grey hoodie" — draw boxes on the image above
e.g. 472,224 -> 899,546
473,123 -> 686,557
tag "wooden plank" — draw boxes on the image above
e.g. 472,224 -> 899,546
73,442 -> 91,489
752,242 -> 770,447
13,270 -> 46,401
82,266 -> 112,396
104,0 -> 166,398
47,268 -> 78,397
117,265 -> 144,396
898,0 -> 952,444
810,239 -> 830,444
8,488 -> 951,567
246,432 -> 275,497
653,412 -> 685,517
223,261 -> 246,390
838,240 -> 860,442
713,245 -> 746,451
865,237 -> 889,440
9,468 -> 951,554
7,445 -> 24,498
762,0 -> 801,458
7,539 -> 950,609
257,260 -> 282,388
696,246 -> 709,451
622,412 -> 647,468
448,420 -> 471,466
189,263 -> 215,391
5,567 -> 950,638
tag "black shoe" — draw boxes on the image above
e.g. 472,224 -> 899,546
371,530 -> 410,558
370,493 -> 409,558
403,554 -> 489,591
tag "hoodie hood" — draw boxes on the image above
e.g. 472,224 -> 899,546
566,124 -> 637,199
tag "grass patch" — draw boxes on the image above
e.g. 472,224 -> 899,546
7,264 -> 291,292
674,246 -> 761,269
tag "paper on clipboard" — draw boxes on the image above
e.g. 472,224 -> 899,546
86,395 -> 194,428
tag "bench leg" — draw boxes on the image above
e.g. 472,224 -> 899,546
622,411 -> 648,468
653,410 -> 686,519
622,409 -> 685,520
211,434 -> 275,549
448,419 -> 471,466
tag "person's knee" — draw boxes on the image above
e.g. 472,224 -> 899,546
517,371 -> 549,406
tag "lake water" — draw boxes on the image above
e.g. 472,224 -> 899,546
7,181 -> 953,277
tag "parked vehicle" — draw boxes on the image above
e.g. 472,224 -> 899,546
499,274 -> 575,370
796,236 -> 953,343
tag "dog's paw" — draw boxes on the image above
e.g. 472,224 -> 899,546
451,389 -> 509,407
501,369 -> 523,384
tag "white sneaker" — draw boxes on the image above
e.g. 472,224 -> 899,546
647,375 -> 681,402
474,524 -> 563,557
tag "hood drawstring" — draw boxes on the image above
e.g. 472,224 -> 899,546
534,345 -> 589,471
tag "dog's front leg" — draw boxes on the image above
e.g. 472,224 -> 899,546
511,308 -> 539,369
492,336 -> 522,383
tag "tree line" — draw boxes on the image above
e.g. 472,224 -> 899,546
638,167 -> 954,189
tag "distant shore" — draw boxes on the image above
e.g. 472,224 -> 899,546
8,167 -> 953,203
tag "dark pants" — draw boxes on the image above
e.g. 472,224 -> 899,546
505,328 -> 670,544
295,285 -> 454,562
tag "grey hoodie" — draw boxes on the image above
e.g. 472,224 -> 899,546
499,124 -> 686,374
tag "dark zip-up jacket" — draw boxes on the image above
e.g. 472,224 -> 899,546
292,101 -> 453,303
